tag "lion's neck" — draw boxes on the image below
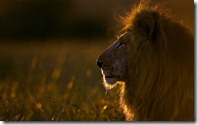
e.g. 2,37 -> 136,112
120,63 -> 194,121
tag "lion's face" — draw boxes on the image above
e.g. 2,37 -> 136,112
97,32 -> 131,84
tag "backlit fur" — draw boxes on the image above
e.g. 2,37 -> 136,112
97,3 -> 194,121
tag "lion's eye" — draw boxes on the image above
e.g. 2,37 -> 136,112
127,28 -> 132,32
116,41 -> 124,48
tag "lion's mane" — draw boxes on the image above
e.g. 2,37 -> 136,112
119,3 -> 194,121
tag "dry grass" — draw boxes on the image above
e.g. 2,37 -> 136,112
0,39 -> 125,121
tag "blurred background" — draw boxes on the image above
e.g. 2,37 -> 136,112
0,0 -> 194,40
0,0 -> 194,121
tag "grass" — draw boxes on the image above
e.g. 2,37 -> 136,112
0,39 -> 125,121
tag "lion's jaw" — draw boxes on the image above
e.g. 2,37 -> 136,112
101,60 -> 127,85
101,69 -> 120,84
100,51 -> 127,85
101,68 -> 126,90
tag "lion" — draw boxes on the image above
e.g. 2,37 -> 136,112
97,3 -> 194,121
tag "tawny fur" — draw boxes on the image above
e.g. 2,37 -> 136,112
120,3 -> 194,121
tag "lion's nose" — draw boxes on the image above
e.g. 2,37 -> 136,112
97,60 -> 103,68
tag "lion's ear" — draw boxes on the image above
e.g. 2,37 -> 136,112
138,17 -> 155,41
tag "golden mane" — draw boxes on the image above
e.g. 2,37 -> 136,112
119,3 -> 194,121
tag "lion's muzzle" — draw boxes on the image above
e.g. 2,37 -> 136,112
96,60 -> 103,68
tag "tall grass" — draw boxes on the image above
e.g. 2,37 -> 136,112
0,39 -> 125,121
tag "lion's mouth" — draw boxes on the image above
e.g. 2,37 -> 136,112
105,76 -> 114,78
101,69 -> 119,84
103,75 -> 118,84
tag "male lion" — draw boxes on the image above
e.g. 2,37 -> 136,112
97,3 -> 194,121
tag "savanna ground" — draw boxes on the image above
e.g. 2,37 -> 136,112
0,39 -> 125,121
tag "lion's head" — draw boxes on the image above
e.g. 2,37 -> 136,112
97,3 -> 194,121
96,32 -> 130,87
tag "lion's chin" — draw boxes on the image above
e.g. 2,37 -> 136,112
102,75 -> 125,90
103,76 -> 118,84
